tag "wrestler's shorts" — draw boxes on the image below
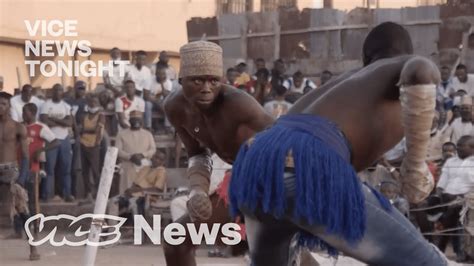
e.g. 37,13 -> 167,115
0,163 -> 19,185
229,114 -> 367,249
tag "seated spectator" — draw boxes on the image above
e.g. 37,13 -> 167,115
10,84 -> 44,122
103,47 -> 127,96
116,111 -> 156,194
252,68 -> 271,104
437,135 -> 474,196
320,70 -> 333,86
270,59 -> 287,91
125,151 -> 167,197
144,65 -> 172,130
358,161 -> 394,188
427,112 -> 451,162
383,138 -> 406,168
125,50 -> 152,96
283,71 -> 317,95
435,135 -> 474,262
379,180 -> 410,218
437,66 -> 454,110
79,94 -> 105,201
225,67 -> 239,87
234,59 -> 251,88
252,58 -> 267,80
154,51 -> 177,81
450,64 -> 474,97
39,84 -> 74,202
263,85 -> 292,119
115,80 -> 145,131
445,95 -> 473,144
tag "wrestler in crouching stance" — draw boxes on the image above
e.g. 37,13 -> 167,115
229,23 -> 447,265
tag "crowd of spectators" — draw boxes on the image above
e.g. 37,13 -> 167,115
3,46 -> 474,260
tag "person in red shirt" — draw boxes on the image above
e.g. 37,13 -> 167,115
22,103 -> 60,184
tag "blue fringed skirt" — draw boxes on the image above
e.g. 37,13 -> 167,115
229,114 -> 369,253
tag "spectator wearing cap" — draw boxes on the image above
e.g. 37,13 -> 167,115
116,111 -> 156,194
10,84 -> 44,122
79,94 -> 105,201
445,95 -> 473,144
125,50 -> 152,96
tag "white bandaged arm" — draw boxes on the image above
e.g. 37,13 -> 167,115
399,84 -> 436,203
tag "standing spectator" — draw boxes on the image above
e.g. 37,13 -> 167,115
263,85 -> 292,119
445,95 -> 473,144
10,84 -> 44,122
79,95 -> 105,200
283,71 -> 317,103
436,135 -> 474,262
40,84 -> 74,202
155,51 -> 177,81
144,65 -> 173,130
67,80 -> 88,125
225,67 -> 239,87
270,59 -> 287,90
320,70 -> 333,86
126,50 -> 152,96
115,80 -> 145,130
22,103 -> 59,188
66,80 -> 88,198
115,111 -> 156,194
451,64 -> 474,97
103,47 -> 127,96
234,59 -> 251,88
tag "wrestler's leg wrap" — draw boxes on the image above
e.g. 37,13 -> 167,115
399,83 -> 436,203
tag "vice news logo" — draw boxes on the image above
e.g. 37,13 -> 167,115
25,214 -> 242,247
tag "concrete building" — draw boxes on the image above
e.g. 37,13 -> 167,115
0,0 -> 447,93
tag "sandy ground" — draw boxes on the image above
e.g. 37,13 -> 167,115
0,229 -> 466,266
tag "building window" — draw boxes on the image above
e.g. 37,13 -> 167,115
217,0 -> 253,14
261,0 -> 297,12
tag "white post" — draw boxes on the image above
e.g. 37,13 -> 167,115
83,147 -> 118,266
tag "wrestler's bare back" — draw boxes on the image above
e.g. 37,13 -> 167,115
293,55 -> 438,171
165,85 -> 273,163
